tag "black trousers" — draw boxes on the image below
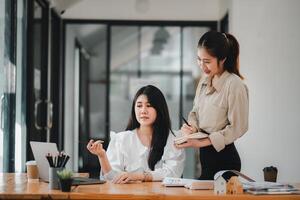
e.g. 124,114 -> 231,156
199,143 -> 241,180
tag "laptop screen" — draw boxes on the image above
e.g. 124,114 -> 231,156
30,141 -> 58,182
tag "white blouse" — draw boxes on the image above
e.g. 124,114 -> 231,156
102,130 -> 185,181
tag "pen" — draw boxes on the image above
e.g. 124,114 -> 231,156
46,152 -> 71,168
46,153 -> 54,167
57,152 -> 63,168
182,116 -> 191,126
182,116 -> 210,134
54,156 -> 57,168
199,128 -> 209,134
62,155 -> 70,168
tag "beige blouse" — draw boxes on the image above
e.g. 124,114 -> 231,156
188,70 -> 249,152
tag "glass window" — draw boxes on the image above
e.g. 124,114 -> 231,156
110,26 -> 181,132
182,27 -> 209,118
109,25 -> 210,133
0,0 -> 27,173
0,0 -> 5,172
65,24 -> 108,175
182,26 -> 210,178
0,0 -> 16,172
111,26 -> 139,73
140,27 -> 180,72
110,26 -> 139,132
141,26 -> 180,129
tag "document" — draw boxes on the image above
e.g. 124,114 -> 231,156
162,177 -> 193,187
162,177 -> 213,190
243,181 -> 299,195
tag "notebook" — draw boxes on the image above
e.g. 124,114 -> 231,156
174,132 -> 208,144
72,177 -> 106,186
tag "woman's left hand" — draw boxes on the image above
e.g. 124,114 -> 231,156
112,172 -> 142,184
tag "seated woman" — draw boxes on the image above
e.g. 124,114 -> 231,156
87,85 -> 185,184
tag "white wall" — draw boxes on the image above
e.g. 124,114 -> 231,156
229,0 -> 300,182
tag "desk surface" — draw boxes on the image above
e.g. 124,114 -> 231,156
1,173 -> 300,200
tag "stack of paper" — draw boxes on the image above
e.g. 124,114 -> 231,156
162,177 -> 193,187
162,177 -> 213,190
184,181 -> 214,190
243,181 -> 299,195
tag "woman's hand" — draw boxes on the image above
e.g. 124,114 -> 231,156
175,138 -> 211,149
112,172 -> 143,184
86,139 -> 106,157
180,124 -> 197,135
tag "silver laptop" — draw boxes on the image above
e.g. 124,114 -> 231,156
30,141 -> 58,182
30,141 -> 106,185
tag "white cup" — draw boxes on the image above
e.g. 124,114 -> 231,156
26,160 -> 39,183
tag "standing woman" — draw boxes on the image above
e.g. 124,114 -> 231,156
176,31 -> 249,180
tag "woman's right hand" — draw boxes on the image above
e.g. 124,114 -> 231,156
180,124 -> 197,135
86,139 -> 106,157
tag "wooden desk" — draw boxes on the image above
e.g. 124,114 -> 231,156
1,173 -> 300,200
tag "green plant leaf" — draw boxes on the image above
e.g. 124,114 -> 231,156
57,169 -> 73,179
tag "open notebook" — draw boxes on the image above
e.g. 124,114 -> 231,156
174,132 -> 208,144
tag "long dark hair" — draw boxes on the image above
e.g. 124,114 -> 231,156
198,30 -> 243,79
126,85 -> 173,170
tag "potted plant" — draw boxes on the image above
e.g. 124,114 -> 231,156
57,169 -> 73,192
